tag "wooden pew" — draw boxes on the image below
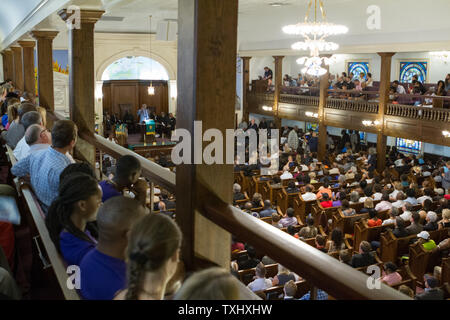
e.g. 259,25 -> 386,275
332,209 -> 368,235
293,196 -> 316,225
277,189 -> 300,215
389,265 -> 417,291
353,220 -> 394,254
235,192 -> 250,206
238,263 -> 278,286
440,257 -> 450,286
408,241 -> 441,286
379,231 -> 416,263
380,228 -> 447,263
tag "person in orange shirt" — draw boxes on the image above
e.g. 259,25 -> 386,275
316,182 -> 332,200
367,209 -> 382,227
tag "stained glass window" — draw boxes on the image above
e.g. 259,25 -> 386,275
306,122 -> 319,132
347,62 -> 370,78
396,138 -> 422,155
101,56 -> 169,81
399,62 -> 427,83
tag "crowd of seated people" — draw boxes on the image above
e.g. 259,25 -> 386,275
230,127 -> 450,299
104,106 -> 176,138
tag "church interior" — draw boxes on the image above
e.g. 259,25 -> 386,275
0,0 -> 449,303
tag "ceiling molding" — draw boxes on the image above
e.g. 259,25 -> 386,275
239,41 -> 450,57
0,0 -> 70,51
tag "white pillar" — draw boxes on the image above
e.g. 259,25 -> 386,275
95,80 -> 104,135
169,79 -> 177,115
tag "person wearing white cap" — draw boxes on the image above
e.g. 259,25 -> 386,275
416,231 -> 437,251
423,212 -> 438,231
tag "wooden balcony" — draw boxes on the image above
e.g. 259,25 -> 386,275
247,88 -> 450,147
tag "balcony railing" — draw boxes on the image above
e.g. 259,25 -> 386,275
279,94 -> 319,107
326,98 -> 379,114
42,110 -> 411,300
386,103 -> 450,122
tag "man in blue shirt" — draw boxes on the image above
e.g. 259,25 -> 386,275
137,104 -> 149,124
11,120 -> 77,212
259,200 -> 276,218
79,196 -> 147,300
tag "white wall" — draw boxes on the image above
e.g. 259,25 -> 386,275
249,56 -> 295,83
328,127 -> 450,157
280,51 -> 450,83
281,119 -> 305,130
249,113 -> 273,124
0,53 -> 3,82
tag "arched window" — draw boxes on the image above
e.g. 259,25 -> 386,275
101,56 -> 169,81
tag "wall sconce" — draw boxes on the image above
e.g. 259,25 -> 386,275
430,51 -> 450,63
443,130 -> 450,138
362,120 -> 380,127
170,80 -> 177,100
305,111 -> 318,118
95,86 -> 103,101
262,105 -> 272,111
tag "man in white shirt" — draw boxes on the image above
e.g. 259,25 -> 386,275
399,203 -> 413,221
393,80 -> 406,94
247,264 -> 272,292
375,193 -> 393,212
13,111 -> 43,161
19,124 -> 51,157
391,192 -> 406,209
417,189 -> 433,204
280,168 -> 293,180
301,185 -> 317,201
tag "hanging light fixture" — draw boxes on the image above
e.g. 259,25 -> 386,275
148,15 -> 155,96
283,0 -> 348,76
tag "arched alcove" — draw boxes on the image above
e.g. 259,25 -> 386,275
101,56 -> 170,81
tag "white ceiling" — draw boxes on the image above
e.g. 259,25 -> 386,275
2,0 -> 450,53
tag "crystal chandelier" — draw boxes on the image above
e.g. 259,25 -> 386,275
283,0 -> 348,76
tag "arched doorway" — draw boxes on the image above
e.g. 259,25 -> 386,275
101,56 -> 171,124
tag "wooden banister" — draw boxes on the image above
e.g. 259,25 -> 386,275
199,181 -> 409,300
79,132 -> 176,192
47,111 -> 414,300
20,182 -> 81,300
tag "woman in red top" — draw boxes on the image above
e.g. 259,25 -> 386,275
367,209 -> 382,227
320,193 -> 333,208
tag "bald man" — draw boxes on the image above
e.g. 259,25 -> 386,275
79,196 -> 147,300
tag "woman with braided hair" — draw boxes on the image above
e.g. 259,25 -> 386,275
45,172 -> 102,266
115,213 -> 182,300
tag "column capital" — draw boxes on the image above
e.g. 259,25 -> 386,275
31,30 -> 59,40
273,55 -> 285,60
377,52 -> 396,58
10,46 -> 22,52
241,56 -> 252,60
58,9 -> 105,24
18,40 -> 36,48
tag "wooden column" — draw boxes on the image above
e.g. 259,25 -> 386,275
59,10 -> 104,165
1,50 -> 13,81
273,56 -> 284,129
376,52 -> 395,173
318,69 -> 329,161
19,41 -> 36,95
176,0 -> 237,270
11,47 -> 23,91
241,56 -> 251,123
31,31 -> 59,128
